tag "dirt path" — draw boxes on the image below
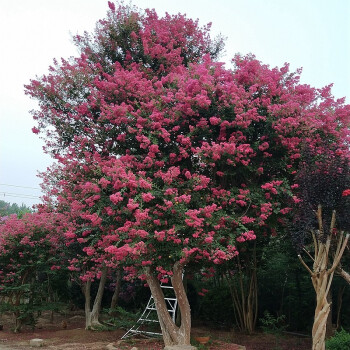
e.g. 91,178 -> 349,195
0,312 -> 310,349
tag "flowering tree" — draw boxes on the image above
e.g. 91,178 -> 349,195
0,211 -> 68,332
25,2 -> 350,347
39,162 -> 122,330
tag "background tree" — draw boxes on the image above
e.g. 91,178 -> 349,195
0,211 -> 69,332
39,162 -> 122,330
0,200 -> 31,218
292,151 -> 350,350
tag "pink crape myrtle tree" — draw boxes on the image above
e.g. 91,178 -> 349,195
39,162 -> 124,330
0,211 -> 69,332
25,2 -> 350,347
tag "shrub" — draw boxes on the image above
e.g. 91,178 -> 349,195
326,329 -> 350,350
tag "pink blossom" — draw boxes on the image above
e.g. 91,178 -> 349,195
108,1 -> 115,11
127,199 -> 139,211
175,194 -> 191,203
98,177 -> 110,189
258,142 -> 269,151
142,192 -> 155,202
241,216 -> 255,224
84,247 -> 95,256
342,189 -> 350,197
110,192 -> 123,204
280,207 -> 292,214
204,236 -> 213,244
209,116 -> 221,125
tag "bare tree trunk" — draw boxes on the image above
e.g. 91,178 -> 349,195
175,272 -> 187,327
226,244 -> 258,334
298,207 -> 349,350
110,267 -> 122,314
14,310 -> 22,333
82,280 -> 92,329
336,285 -> 345,329
326,291 -> 333,338
145,262 -> 195,349
83,266 -> 108,330
311,270 -> 331,350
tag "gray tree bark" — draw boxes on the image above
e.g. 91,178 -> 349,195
145,262 -> 195,348
83,266 -> 108,330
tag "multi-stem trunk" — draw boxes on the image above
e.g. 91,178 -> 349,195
145,262 -> 195,349
82,266 -> 108,330
298,207 -> 349,350
226,244 -> 258,334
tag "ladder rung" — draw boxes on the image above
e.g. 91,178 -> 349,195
146,307 -> 175,313
130,330 -> 162,336
122,272 -> 183,339
139,318 -> 159,323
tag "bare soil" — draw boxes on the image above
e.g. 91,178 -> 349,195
0,311 -> 311,349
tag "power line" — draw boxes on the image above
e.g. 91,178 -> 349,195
0,192 -> 41,200
0,183 -> 41,190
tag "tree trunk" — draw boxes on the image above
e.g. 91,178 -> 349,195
14,310 -> 22,333
83,266 -> 108,330
298,208 -> 349,350
110,267 -> 122,314
13,292 -> 22,333
311,271 -> 331,350
336,285 -> 345,329
145,262 -> 195,349
175,272 -> 187,327
325,290 -> 333,338
226,245 -> 258,334
83,280 -> 92,329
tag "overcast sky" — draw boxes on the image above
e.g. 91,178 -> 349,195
1,0 -> 349,207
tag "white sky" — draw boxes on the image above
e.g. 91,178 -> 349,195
1,0 -> 349,207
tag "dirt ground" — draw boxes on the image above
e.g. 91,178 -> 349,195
0,311 -> 311,350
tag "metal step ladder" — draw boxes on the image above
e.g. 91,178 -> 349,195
121,282 -> 178,339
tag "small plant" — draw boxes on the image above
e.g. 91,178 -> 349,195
260,311 -> 288,350
326,328 -> 350,350
104,306 -> 141,329
260,310 -> 288,336
191,335 -> 212,349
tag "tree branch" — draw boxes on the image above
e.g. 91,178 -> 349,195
298,254 -> 313,276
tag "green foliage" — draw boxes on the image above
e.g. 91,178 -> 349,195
191,336 -> 212,349
0,200 -> 31,217
260,311 -> 288,336
0,277 -> 67,331
260,311 -> 288,350
258,238 -> 314,331
326,329 -> 350,350
195,284 -> 233,327
105,306 -> 141,329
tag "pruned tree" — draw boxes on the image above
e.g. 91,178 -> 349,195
293,152 -> 350,350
